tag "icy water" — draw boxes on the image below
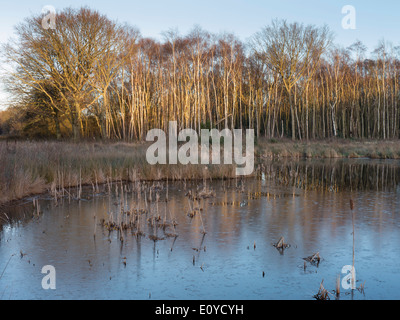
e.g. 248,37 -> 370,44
1,159 -> 400,300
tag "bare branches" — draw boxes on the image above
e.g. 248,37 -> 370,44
1,12 -> 399,141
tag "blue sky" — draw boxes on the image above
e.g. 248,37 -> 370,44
1,0 -> 400,109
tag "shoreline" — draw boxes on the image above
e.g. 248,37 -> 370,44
257,139 -> 400,160
1,139 -> 400,206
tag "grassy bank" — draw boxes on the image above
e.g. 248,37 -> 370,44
1,139 -> 400,204
0,141 -> 238,204
257,138 -> 400,160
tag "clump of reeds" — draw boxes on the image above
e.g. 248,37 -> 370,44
303,252 -> 321,266
357,281 -> 366,294
273,237 -> 290,251
314,280 -> 331,300
185,186 -> 209,234
99,181 -> 181,243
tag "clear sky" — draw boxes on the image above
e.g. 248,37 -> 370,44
1,0 -> 400,109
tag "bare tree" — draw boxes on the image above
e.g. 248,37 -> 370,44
2,7 -> 131,140
252,19 -> 333,140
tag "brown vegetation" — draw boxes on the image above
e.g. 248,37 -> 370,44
0,141 -> 237,204
258,138 -> 400,159
1,138 -> 400,204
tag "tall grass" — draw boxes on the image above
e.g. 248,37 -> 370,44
0,141 -> 238,204
257,138 -> 400,159
2,138 -> 399,204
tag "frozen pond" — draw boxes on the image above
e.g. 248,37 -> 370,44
1,159 -> 400,300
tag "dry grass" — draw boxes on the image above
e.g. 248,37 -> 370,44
1,138 -> 400,204
0,141 -> 238,204
258,138 -> 400,160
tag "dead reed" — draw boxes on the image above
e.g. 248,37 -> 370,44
335,275 -> 341,298
350,199 -> 356,290
303,252 -> 321,266
273,237 -> 290,251
314,280 -> 331,300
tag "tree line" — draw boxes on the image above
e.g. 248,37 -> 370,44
1,7 -> 400,141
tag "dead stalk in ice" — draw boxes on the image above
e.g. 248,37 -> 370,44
336,275 -> 341,298
94,216 -> 97,239
350,199 -> 355,290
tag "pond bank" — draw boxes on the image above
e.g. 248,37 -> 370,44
1,139 -> 399,205
257,138 -> 400,159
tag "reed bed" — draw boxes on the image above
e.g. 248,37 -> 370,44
99,180 -> 212,244
258,138 -> 400,159
2,138 -> 399,204
0,141 -> 238,204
